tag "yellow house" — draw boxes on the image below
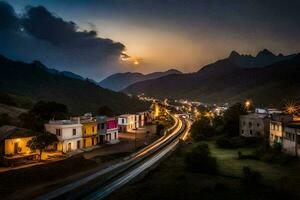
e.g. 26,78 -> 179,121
82,121 -> 98,148
0,126 -> 38,166
72,114 -> 98,148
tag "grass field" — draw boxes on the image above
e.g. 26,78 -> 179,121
107,141 -> 300,200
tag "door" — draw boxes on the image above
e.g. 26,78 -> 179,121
77,140 -> 81,149
100,135 -> 104,144
14,142 -> 19,154
67,143 -> 71,151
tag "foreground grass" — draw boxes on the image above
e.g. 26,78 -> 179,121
107,141 -> 300,200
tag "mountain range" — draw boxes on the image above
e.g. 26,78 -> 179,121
99,69 -> 182,91
123,49 -> 300,107
0,55 -> 150,114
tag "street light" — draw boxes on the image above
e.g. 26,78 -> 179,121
245,100 -> 251,110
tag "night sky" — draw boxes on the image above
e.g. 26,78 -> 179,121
1,0 -> 300,80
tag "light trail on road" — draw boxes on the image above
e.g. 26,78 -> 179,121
35,112 -> 189,200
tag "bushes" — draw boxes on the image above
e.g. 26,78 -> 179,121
191,117 -> 215,141
184,143 -> 218,174
242,166 -> 262,185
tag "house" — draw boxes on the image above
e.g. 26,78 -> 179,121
269,114 -> 293,145
282,122 -> 300,156
96,116 -> 119,144
45,119 -> 83,153
118,114 -> 136,132
240,113 -> 270,137
0,126 -> 38,166
72,113 -> 98,148
137,112 -> 145,127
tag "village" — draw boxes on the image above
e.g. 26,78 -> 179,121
0,108 -> 160,170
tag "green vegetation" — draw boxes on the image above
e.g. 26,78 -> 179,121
0,113 -> 12,126
190,117 -> 215,141
27,132 -> 58,161
96,105 -> 113,117
0,92 -> 35,109
0,55 -> 150,114
107,141 -> 298,200
19,101 -> 69,131
184,143 -> 218,174
222,102 -> 247,137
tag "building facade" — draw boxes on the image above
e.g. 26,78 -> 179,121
282,123 -> 300,156
118,114 -> 137,132
96,116 -> 119,144
0,126 -> 38,165
240,113 -> 270,137
45,120 -> 83,153
269,114 -> 293,145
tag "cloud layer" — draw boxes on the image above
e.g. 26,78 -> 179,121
0,1 -> 126,80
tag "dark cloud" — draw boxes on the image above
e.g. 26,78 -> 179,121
0,1 -> 127,80
0,1 -> 18,30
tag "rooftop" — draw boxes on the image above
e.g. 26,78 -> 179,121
286,122 -> 300,129
118,114 -> 135,118
241,113 -> 268,119
0,126 -> 37,141
47,120 -> 80,125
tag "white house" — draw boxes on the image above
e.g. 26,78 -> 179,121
240,113 -> 269,137
45,120 -> 82,153
118,114 -> 137,132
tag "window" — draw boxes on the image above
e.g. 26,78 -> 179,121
122,119 -> 125,123
92,126 -> 95,133
249,122 -> 252,127
73,129 -> 76,136
250,130 -> 253,135
257,123 -> 260,127
241,130 -> 244,134
56,129 -> 61,136
101,123 -> 105,129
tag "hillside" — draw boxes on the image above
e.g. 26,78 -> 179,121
0,55 -> 150,114
99,69 -> 182,91
123,51 -> 300,107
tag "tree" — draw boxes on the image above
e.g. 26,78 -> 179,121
0,113 -> 12,126
97,105 -> 113,117
29,101 -> 68,120
19,101 -> 69,131
27,132 -> 58,161
191,117 -> 215,141
184,143 -> 218,173
223,103 -> 247,137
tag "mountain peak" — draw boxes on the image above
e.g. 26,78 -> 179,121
229,50 -> 240,58
256,49 -> 275,57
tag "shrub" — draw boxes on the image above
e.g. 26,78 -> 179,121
184,143 -> 218,174
191,117 -> 215,141
242,166 -> 262,185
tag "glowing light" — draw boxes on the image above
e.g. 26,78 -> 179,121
245,99 -> 252,110
133,60 -> 139,65
285,101 -> 299,115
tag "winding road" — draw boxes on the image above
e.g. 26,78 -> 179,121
35,111 -> 191,200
